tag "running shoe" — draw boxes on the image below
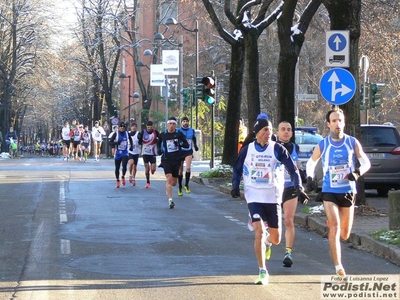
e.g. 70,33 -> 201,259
151,170 -> 155,175
121,177 -> 126,186
116,180 -> 120,188
63,157 -> 67,161
169,199 -> 175,209
132,179 -> 136,186
254,269 -> 269,285
283,252 -> 293,267
184,186 -> 191,194
178,188 -> 183,196
129,176 -> 133,184
145,183 -> 150,188
336,269 -> 348,282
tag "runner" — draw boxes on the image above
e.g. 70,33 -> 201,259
70,123 -> 82,161
109,122 -> 133,188
275,121 -> 308,267
128,122 -> 141,186
157,117 -> 189,209
138,120 -> 159,188
306,108 -> 371,280
231,114 -> 309,285
61,121 -> 71,161
92,120 -> 106,161
81,125 -> 92,162
177,117 -> 199,196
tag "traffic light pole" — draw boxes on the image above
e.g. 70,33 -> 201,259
210,73 -> 216,169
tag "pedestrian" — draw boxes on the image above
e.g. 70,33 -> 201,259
238,117 -> 248,153
109,122 -> 133,188
139,120 -> 159,188
231,113 -> 309,285
5,127 -> 18,157
0,130 -> 3,152
128,122 -> 141,186
61,121 -> 71,160
177,116 -> 199,196
92,120 -> 106,161
275,121 -> 308,267
306,108 -> 370,280
157,117 -> 189,209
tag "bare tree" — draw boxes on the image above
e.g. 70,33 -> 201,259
201,0 -> 283,165
74,0 -> 123,124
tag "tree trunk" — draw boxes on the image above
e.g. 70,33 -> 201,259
244,31 -> 261,129
323,0 -> 363,203
221,44 -> 245,166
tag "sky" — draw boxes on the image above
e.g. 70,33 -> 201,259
50,0 -> 79,46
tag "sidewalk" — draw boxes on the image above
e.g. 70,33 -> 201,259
193,176 -> 400,267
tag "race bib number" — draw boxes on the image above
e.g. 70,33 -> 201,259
143,145 -> 153,155
329,164 -> 350,188
250,164 -> 272,184
117,140 -> 127,150
167,140 -> 179,152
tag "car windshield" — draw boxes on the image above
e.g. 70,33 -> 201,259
295,133 -> 323,145
361,127 -> 399,147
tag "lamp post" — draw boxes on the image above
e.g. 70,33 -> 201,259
165,17 -> 199,129
119,73 -> 134,125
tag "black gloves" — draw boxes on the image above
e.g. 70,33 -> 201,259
306,176 -> 315,192
231,186 -> 240,198
194,145 -> 199,151
296,187 -> 310,204
347,169 -> 360,181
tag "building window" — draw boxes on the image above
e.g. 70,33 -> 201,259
161,0 -> 177,23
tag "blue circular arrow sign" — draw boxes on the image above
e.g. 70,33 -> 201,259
328,34 -> 347,52
319,68 -> 356,105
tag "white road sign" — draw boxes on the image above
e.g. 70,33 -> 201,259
325,30 -> 349,67
297,94 -> 318,101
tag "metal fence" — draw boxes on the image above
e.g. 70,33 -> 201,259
201,134 -> 224,160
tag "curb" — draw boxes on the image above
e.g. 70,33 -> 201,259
297,214 -> 400,267
192,176 -> 400,267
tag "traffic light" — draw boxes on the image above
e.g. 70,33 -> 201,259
195,77 -> 204,100
370,83 -> 385,108
180,88 -> 190,108
201,76 -> 216,105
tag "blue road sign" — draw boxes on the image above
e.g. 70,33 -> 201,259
111,117 -> 119,125
328,33 -> 347,52
319,68 -> 356,105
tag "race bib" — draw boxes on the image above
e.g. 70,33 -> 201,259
329,164 -> 350,188
250,164 -> 272,185
117,140 -> 127,151
167,140 -> 179,152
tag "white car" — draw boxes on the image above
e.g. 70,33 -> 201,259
295,127 -> 323,182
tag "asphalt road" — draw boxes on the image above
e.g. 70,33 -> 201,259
0,156 -> 399,300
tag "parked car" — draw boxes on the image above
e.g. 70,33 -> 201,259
314,124 -> 400,196
294,127 -> 323,182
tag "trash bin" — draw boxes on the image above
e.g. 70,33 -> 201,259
102,135 -> 110,158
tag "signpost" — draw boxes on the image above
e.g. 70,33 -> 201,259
325,31 -> 349,67
319,68 -> 356,105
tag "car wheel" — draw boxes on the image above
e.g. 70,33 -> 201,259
377,187 -> 389,197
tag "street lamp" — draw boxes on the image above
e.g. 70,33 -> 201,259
119,73 -> 134,125
165,17 -> 199,129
